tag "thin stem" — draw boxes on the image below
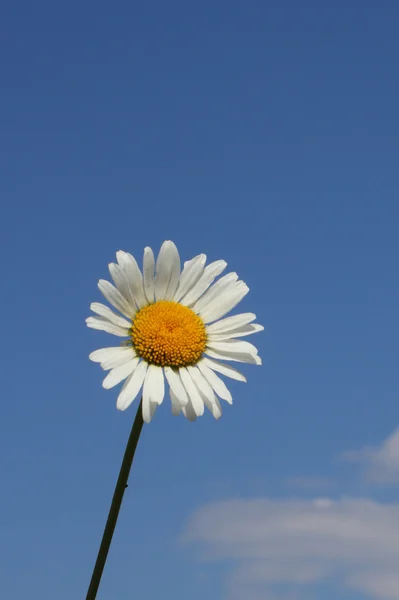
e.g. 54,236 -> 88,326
85,399 -> 144,600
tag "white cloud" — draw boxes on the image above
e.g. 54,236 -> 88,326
183,496 -> 399,599
342,427 -> 399,483
227,584 -> 301,600
348,572 -> 399,599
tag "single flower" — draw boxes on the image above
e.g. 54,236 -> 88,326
86,241 -> 263,423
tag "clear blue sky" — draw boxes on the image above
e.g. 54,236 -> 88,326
1,1 -> 399,599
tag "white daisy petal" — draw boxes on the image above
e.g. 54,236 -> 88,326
89,346 -> 129,363
108,263 -> 137,313
155,241 -> 180,301
142,365 -> 163,423
97,347 -> 137,371
206,313 -> 257,334
144,364 -> 165,405
201,282 -> 249,324
193,272 -> 239,314
187,365 -> 216,405
143,247 -> 155,304
207,323 -> 264,341
164,367 -> 189,406
174,254 -> 207,302
205,347 -> 261,365
116,251 -> 147,309
142,396 -> 157,423
182,400 -> 197,422
116,360 -> 148,411
165,245 -> 181,300
197,361 -> 233,404
202,393 -> 222,420
90,303 -> 132,329
86,316 -> 129,337
179,368 -> 204,417
180,260 -> 227,306
98,279 -> 134,319
170,388 -> 182,416
201,357 -> 247,382
101,353 -> 136,371
102,358 -> 139,389
206,340 -> 259,356
187,367 -> 222,420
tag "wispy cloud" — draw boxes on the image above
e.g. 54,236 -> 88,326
183,496 -> 399,599
342,427 -> 399,483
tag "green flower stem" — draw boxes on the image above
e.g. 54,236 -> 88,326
85,399 -> 144,600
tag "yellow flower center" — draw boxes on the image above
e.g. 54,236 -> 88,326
130,301 -> 207,367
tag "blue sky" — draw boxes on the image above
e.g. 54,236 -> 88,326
1,1 -> 399,598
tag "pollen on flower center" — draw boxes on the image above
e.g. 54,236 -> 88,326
130,301 -> 207,367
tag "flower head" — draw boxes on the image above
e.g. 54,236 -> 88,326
86,241 -> 263,423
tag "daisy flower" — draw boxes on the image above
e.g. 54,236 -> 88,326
86,241 -> 263,423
